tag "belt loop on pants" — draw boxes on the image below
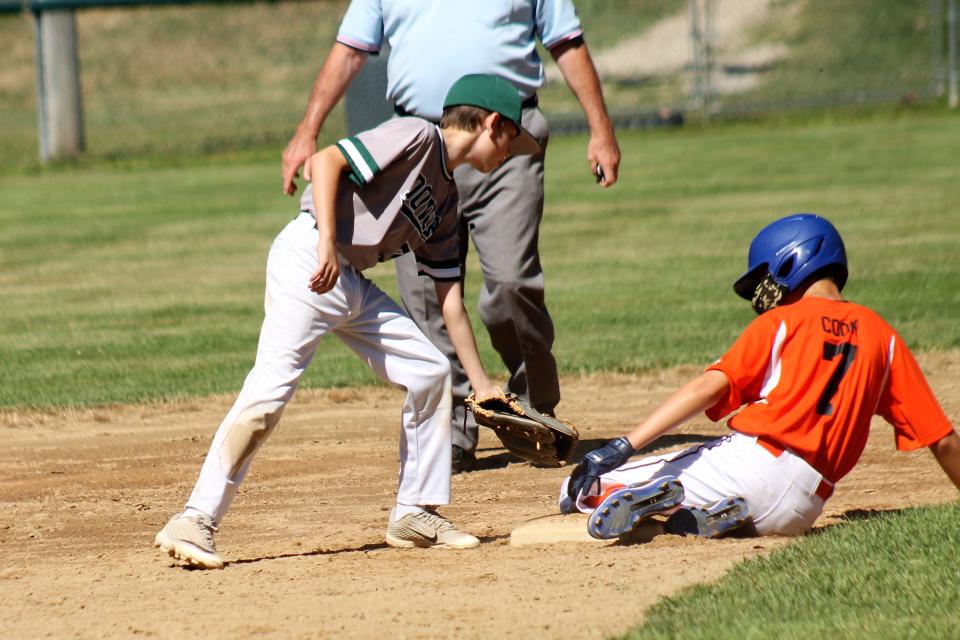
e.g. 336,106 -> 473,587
755,435 -> 834,502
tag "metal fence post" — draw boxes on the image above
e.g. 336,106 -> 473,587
703,0 -> 714,120
34,8 -> 85,162
688,0 -> 713,123
950,0 -> 958,107
931,0 -> 945,96
689,0 -> 703,117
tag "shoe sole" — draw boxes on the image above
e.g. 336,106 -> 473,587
588,477 -> 684,540
665,497 -> 752,538
154,532 -> 223,569
385,533 -> 480,550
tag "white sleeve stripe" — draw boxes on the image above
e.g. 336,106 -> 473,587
758,321 -> 788,401
870,335 -> 897,416
417,262 -> 460,280
338,138 -> 375,183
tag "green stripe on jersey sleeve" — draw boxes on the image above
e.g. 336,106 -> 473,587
335,137 -> 381,186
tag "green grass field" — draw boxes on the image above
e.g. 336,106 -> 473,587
626,503 -> 960,639
2,107 -> 959,408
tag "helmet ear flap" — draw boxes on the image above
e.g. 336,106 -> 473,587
733,264 -> 767,300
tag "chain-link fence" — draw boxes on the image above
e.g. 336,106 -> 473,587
544,0 -> 956,131
0,0 -> 353,167
326,0 -> 960,135
0,0 -> 955,167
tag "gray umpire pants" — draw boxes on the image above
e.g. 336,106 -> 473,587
395,106 -> 559,453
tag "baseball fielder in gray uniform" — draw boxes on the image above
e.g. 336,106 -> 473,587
282,0 -> 621,471
156,75 -> 541,569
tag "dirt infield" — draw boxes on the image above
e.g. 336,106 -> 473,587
3,354 -> 959,639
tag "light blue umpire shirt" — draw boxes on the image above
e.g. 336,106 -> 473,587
337,0 -> 583,121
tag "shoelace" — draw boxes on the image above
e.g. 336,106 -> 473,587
413,510 -> 454,533
189,516 -> 218,545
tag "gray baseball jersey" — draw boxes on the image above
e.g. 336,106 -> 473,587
298,117 -> 460,281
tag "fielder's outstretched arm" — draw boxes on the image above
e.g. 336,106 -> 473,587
930,431 -> 960,491
435,280 -> 497,396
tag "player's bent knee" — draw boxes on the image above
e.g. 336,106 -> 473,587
753,507 -> 820,536
478,280 -> 545,327
405,358 -> 451,401
423,353 -> 451,386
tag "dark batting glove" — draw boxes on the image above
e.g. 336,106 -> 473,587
566,436 -> 636,501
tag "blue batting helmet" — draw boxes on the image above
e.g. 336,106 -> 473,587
733,213 -> 848,301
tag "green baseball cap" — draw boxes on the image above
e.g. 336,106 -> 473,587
443,74 -> 541,156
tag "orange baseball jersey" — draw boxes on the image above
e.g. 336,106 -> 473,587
705,296 -> 953,483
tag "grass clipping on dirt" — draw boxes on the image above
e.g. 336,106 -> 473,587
623,503 -> 960,639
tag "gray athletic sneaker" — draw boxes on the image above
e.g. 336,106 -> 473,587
386,509 -> 480,549
154,512 -> 223,569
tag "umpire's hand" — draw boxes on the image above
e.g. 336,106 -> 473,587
282,129 -> 317,196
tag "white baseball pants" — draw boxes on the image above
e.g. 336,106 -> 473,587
187,213 -> 453,524
560,433 -> 828,535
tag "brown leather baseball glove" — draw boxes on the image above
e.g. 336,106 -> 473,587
465,388 -> 579,466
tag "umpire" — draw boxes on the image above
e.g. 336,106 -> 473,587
282,0 -> 621,472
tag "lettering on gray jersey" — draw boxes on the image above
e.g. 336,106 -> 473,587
399,174 -> 440,240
